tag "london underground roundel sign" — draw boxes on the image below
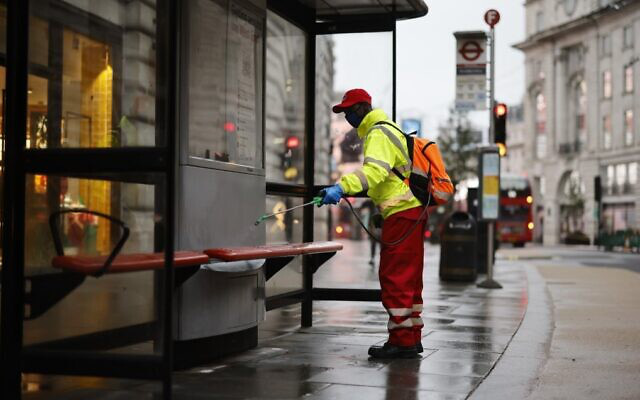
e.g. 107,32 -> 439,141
459,41 -> 484,62
484,9 -> 500,28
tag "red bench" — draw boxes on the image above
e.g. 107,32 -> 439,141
37,209 -> 342,321
204,241 -> 342,280
52,251 -> 210,275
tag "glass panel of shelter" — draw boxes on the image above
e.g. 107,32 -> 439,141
183,0 -> 264,170
19,1 -> 160,149
264,10 -> 307,294
313,32 -> 393,288
23,174 -> 161,350
17,0 -> 165,356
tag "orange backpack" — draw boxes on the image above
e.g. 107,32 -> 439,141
375,121 -> 455,206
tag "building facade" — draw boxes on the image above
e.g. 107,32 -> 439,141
516,0 -> 640,244
502,103 -> 526,176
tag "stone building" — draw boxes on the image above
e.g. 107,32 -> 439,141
515,0 -> 640,244
502,103 -> 526,177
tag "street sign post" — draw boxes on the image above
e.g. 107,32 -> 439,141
478,10 -> 502,290
478,148 -> 500,221
484,9 -> 500,27
477,146 -> 502,289
454,31 -> 487,112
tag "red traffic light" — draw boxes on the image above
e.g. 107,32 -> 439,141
494,103 -> 507,117
285,136 -> 300,149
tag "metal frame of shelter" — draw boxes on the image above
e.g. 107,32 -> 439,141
0,0 -> 428,398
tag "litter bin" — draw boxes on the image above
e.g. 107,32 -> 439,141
439,211 -> 477,282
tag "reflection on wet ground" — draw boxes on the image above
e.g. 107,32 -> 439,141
23,241 -> 528,399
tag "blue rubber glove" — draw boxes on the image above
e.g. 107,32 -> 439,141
319,184 -> 344,205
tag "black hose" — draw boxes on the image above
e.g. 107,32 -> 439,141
343,191 -> 432,246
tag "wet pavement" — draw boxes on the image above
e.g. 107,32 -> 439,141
22,240 -> 531,399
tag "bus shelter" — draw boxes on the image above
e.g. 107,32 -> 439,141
0,0 -> 428,398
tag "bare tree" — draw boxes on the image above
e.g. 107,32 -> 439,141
437,107 -> 478,186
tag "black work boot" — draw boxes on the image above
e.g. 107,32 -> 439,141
416,342 -> 423,353
368,342 -> 419,359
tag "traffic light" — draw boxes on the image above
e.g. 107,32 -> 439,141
493,103 -> 507,156
282,135 -> 300,180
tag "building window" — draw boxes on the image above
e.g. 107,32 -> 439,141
603,70 -> 612,98
536,11 -> 544,33
624,65 -> 634,93
535,59 -> 544,80
603,114 -> 612,149
564,0 -> 577,16
600,34 -> 611,56
575,81 -> 587,144
624,109 -> 634,146
623,25 -> 634,49
629,162 -> 638,185
535,93 -> 546,158
607,164 -> 615,194
616,163 -> 627,187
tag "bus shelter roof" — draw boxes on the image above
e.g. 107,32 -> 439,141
296,0 -> 428,22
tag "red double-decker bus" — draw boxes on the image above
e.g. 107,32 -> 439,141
497,175 -> 534,247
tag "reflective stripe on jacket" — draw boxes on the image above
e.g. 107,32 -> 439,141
338,109 -> 421,219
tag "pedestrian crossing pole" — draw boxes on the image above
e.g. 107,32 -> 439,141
478,9 -> 503,289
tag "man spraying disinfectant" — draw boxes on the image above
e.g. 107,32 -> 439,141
318,88 -> 454,359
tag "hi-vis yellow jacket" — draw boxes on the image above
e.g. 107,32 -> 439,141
338,109 -> 422,219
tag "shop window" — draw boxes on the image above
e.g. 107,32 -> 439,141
624,65 -> 634,93
603,70 -> 612,98
265,10 -> 307,184
603,203 -> 635,233
183,0 -> 264,169
624,109 -> 634,146
61,31 -> 113,147
603,114 -> 611,149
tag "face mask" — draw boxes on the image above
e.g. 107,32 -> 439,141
345,111 -> 363,128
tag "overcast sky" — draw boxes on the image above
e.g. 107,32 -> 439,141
332,0 -> 525,138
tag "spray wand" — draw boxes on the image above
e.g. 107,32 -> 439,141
255,196 -> 324,225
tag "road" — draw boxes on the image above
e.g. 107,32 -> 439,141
497,244 -> 640,273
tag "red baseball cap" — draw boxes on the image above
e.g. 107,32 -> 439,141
332,88 -> 371,113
